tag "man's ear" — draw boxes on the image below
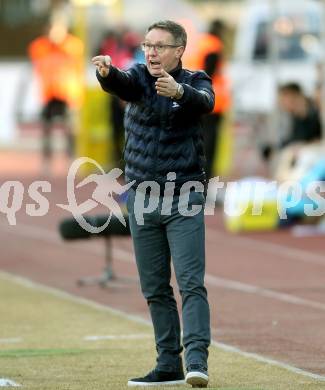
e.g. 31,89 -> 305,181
176,46 -> 185,59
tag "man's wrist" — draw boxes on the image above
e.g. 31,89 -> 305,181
101,70 -> 109,78
173,83 -> 184,100
100,66 -> 110,78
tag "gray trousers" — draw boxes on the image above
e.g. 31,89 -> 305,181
127,187 -> 210,372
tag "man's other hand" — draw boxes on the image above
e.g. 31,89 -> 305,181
155,69 -> 178,98
92,55 -> 111,78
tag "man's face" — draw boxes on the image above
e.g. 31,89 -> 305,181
144,28 -> 184,77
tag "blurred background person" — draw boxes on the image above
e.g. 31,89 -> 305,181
28,16 -> 84,175
278,82 -> 322,149
189,19 -> 231,180
262,82 -> 322,165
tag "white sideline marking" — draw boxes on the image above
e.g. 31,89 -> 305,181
213,341 -> 325,382
0,271 -> 150,327
205,274 -> 325,311
84,247 -> 325,312
1,271 -> 325,382
0,338 -> 22,344
114,247 -> 325,312
1,222 -> 325,312
0,379 -> 21,387
84,334 -> 152,341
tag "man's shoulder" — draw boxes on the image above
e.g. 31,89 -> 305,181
127,63 -> 147,74
181,68 -> 211,81
126,63 -> 149,82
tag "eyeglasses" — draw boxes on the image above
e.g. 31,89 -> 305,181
141,42 -> 181,54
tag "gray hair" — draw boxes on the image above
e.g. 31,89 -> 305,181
147,20 -> 187,48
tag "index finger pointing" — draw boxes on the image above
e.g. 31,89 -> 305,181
160,69 -> 170,77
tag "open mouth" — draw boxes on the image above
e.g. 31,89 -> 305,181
149,60 -> 161,69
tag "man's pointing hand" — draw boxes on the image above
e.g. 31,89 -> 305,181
92,55 -> 111,78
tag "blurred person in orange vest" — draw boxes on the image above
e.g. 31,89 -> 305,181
28,17 -> 84,174
190,20 -> 231,179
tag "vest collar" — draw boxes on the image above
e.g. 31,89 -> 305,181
169,61 -> 182,77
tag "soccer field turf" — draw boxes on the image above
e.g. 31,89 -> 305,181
0,272 -> 324,389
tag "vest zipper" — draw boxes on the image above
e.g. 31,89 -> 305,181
151,95 -> 168,178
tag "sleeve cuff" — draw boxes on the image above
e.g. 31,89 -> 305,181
175,83 -> 189,104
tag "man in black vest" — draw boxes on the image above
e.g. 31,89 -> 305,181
92,20 -> 214,388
